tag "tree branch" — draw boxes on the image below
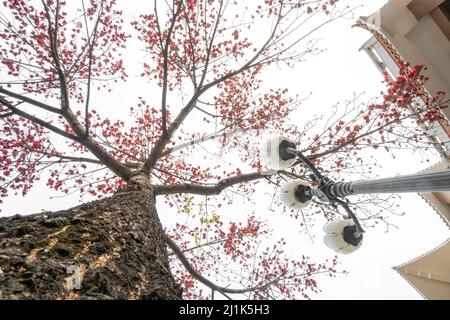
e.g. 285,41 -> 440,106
307,113 -> 416,161
197,0 -> 224,88
42,0 -> 70,111
161,127 -> 244,157
154,170 -> 275,195
61,108 -> 134,179
0,97 -> 83,143
0,96 -> 133,179
141,3 -> 283,174
160,0 -> 183,136
0,111 -> 14,119
81,0 -> 103,137
141,92 -> 201,173
36,1 -> 134,179
163,233 -> 270,295
183,7 -> 198,88
200,5 -> 283,93
0,87 -> 62,114
27,149 -> 106,166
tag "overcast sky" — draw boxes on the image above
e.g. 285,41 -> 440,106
1,0 -> 449,300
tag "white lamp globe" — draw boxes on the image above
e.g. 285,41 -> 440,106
260,136 -> 297,170
323,219 -> 363,254
323,219 -> 350,234
279,179 -> 312,209
323,233 -> 348,251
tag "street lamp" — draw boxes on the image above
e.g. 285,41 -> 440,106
261,136 -> 450,254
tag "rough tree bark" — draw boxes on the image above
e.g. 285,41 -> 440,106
0,183 -> 182,300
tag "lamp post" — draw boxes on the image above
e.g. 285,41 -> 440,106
261,136 -> 450,254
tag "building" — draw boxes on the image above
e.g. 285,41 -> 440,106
356,0 -> 450,300
395,161 -> 450,300
393,238 -> 450,300
356,0 -> 450,159
420,161 -> 450,228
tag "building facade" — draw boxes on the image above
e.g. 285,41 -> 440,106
393,238 -> 450,300
357,0 -> 450,300
357,0 -> 450,159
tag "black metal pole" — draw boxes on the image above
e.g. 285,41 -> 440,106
329,170 -> 450,197
281,143 -> 450,248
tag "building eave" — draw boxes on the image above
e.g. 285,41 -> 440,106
353,18 -> 450,141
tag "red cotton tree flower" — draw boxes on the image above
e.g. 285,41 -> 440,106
0,0 -> 447,300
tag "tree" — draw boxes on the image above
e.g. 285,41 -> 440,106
0,0 -> 447,299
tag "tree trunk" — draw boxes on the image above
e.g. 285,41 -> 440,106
0,185 -> 182,300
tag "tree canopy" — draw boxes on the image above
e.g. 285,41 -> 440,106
0,0 -> 446,299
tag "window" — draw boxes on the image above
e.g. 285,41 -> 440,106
430,0 -> 450,41
439,0 -> 450,21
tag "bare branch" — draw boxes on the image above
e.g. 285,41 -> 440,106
0,111 -> 13,119
141,3 -> 283,174
142,91 -> 200,173
41,0 -> 70,110
200,5 -> 283,92
160,0 -> 183,136
0,97 -> 83,142
183,7 -> 198,88
308,113 -> 417,161
82,0 -> 103,137
0,96 -> 133,179
33,1 -> 134,179
62,108 -> 134,179
161,127 -> 244,157
197,0 -> 224,88
0,87 -> 62,114
154,170 -> 274,196
27,149 -> 105,166
163,233 -> 269,294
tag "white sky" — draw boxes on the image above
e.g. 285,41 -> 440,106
1,0 -> 449,300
